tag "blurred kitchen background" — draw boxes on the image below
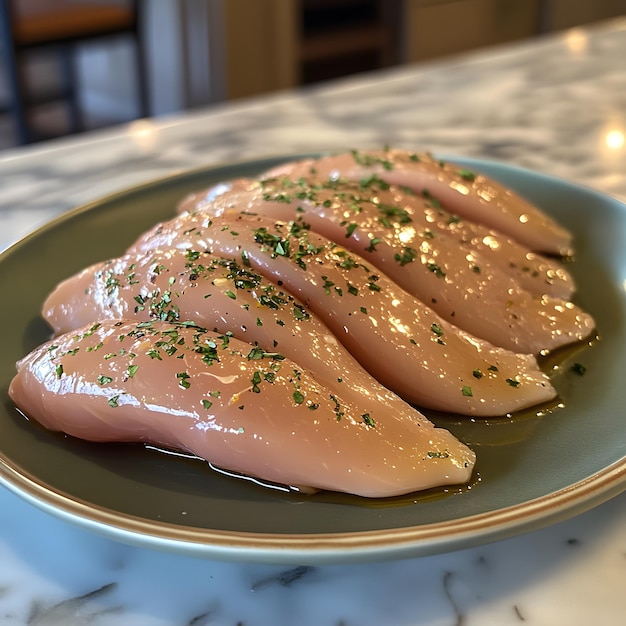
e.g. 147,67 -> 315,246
0,0 -> 624,150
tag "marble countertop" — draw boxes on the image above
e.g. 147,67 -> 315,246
1,18 -> 625,626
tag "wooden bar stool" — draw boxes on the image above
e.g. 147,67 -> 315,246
0,0 -> 148,144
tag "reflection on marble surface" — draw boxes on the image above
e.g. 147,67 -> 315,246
1,486 -> 624,626
1,17 -> 625,626
1,19 -> 625,254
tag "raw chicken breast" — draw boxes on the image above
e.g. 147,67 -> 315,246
9,320 -> 475,498
181,175 -> 591,353
180,177 -> 575,300
42,249 -> 440,433
129,211 -> 557,416
263,149 -> 573,256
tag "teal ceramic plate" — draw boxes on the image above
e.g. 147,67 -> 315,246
0,156 -> 625,564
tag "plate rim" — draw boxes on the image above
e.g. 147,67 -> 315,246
1,154 -> 625,564
1,446 -> 625,564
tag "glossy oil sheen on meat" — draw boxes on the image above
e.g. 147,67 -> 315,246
181,175 -> 592,354
9,320 -> 476,498
129,211 -> 558,416
263,149 -> 573,255
42,248 -> 449,437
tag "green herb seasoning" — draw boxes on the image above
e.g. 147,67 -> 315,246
345,222 -> 358,238
430,322 -> 445,346
366,237 -> 383,252
457,168 -> 477,182
426,262 -> 446,278
251,371 -> 262,393
108,395 -> 120,408
350,149 -> 394,171
329,394 -> 344,421
321,276 -> 335,295
247,347 -> 265,360
377,204 -> 412,226
427,450 -> 450,459
430,323 -> 444,337
394,247 -> 417,266
176,371 -> 191,389
361,413 -> 375,428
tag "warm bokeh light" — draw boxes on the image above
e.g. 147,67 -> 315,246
605,129 -> 625,151
128,119 -> 158,151
565,28 -> 588,54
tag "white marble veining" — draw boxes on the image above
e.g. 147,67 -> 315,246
1,18 -> 626,626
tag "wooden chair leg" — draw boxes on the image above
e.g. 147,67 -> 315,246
134,34 -> 149,118
1,0 -> 149,143
60,43 -> 83,134
0,0 -> 31,144
132,0 -> 149,119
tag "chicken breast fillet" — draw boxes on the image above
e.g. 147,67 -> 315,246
9,320 -> 475,498
263,149 -> 573,256
180,176 -> 575,300
180,175 -> 591,353
128,211 -> 557,416
42,248 -> 445,431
